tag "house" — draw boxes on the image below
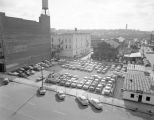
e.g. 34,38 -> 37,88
122,71 -> 154,105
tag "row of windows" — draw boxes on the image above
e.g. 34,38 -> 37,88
54,38 -> 71,43
51,44 -> 71,49
130,94 -> 151,101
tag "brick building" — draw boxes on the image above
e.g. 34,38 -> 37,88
0,12 -> 51,72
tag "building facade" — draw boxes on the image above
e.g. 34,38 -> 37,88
51,32 -> 91,58
0,12 -> 51,72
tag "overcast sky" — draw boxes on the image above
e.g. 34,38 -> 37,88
0,0 -> 154,31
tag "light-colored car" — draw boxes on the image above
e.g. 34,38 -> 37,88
89,98 -> 103,110
38,87 -> 46,95
57,90 -> 65,100
76,95 -> 89,106
104,89 -> 111,95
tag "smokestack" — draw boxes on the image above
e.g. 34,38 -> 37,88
126,24 -> 128,30
75,28 -> 77,31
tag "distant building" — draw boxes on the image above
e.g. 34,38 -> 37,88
91,35 -> 102,48
117,36 -> 125,42
0,0 -> 51,72
51,31 -> 91,58
122,70 -> 154,105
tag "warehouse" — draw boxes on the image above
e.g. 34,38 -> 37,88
0,0 -> 51,72
122,71 -> 154,105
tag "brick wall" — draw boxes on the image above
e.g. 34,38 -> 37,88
0,13 -> 51,72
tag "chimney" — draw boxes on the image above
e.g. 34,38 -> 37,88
75,28 -> 77,32
126,24 -> 128,30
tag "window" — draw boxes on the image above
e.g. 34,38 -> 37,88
130,94 -> 134,98
66,45 -> 67,49
51,38 -> 53,43
69,45 -> 71,49
146,97 -> 150,101
0,43 -> 2,48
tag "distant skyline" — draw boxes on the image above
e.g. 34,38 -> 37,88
0,0 -> 154,31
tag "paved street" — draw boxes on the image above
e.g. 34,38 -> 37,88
0,82 -> 153,120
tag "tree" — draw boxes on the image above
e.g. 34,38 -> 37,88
92,41 -> 118,60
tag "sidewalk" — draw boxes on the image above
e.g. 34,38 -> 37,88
11,77 -> 154,116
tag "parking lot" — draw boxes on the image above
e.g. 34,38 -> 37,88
6,59 -> 126,98
44,59 -> 126,97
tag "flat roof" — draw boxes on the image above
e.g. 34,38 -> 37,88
123,71 -> 154,95
124,52 -> 142,58
52,32 -> 90,36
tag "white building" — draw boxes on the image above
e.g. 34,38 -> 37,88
51,32 -> 91,58
122,71 -> 154,105
117,36 -> 125,42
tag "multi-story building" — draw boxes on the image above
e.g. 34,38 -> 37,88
51,32 -> 91,58
0,0 -> 51,72
91,35 -> 102,48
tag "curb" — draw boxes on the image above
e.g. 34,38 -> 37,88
12,80 -> 154,116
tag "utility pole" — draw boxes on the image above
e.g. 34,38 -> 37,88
41,64 -> 44,88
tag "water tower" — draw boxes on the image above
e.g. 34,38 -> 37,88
39,0 -> 50,29
42,0 -> 49,15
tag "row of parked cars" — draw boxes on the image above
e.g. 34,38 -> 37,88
61,60 -> 96,72
61,59 -> 125,76
8,60 -> 52,78
45,72 -> 117,96
95,64 -> 111,74
38,86 -> 103,110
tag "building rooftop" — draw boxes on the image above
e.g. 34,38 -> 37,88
52,32 -> 90,36
127,64 -> 146,72
124,52 -> 142,58
123,71 -> 154,95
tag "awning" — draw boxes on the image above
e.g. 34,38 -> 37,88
124,52 -> 142,58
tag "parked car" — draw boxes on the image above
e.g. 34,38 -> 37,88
76,95 -> 89,106
57,90 -> 65,100
89,86 -> 95,92
82,84 -> 89,90
2,78 -> 9,85
77,83 -> 84,89
38,87 -> 46,95
89,98 -> 103,110
95,87 -> 103,94
104,89 -> 111,95
71,82 -> 77,88
65,81 -> 71,87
